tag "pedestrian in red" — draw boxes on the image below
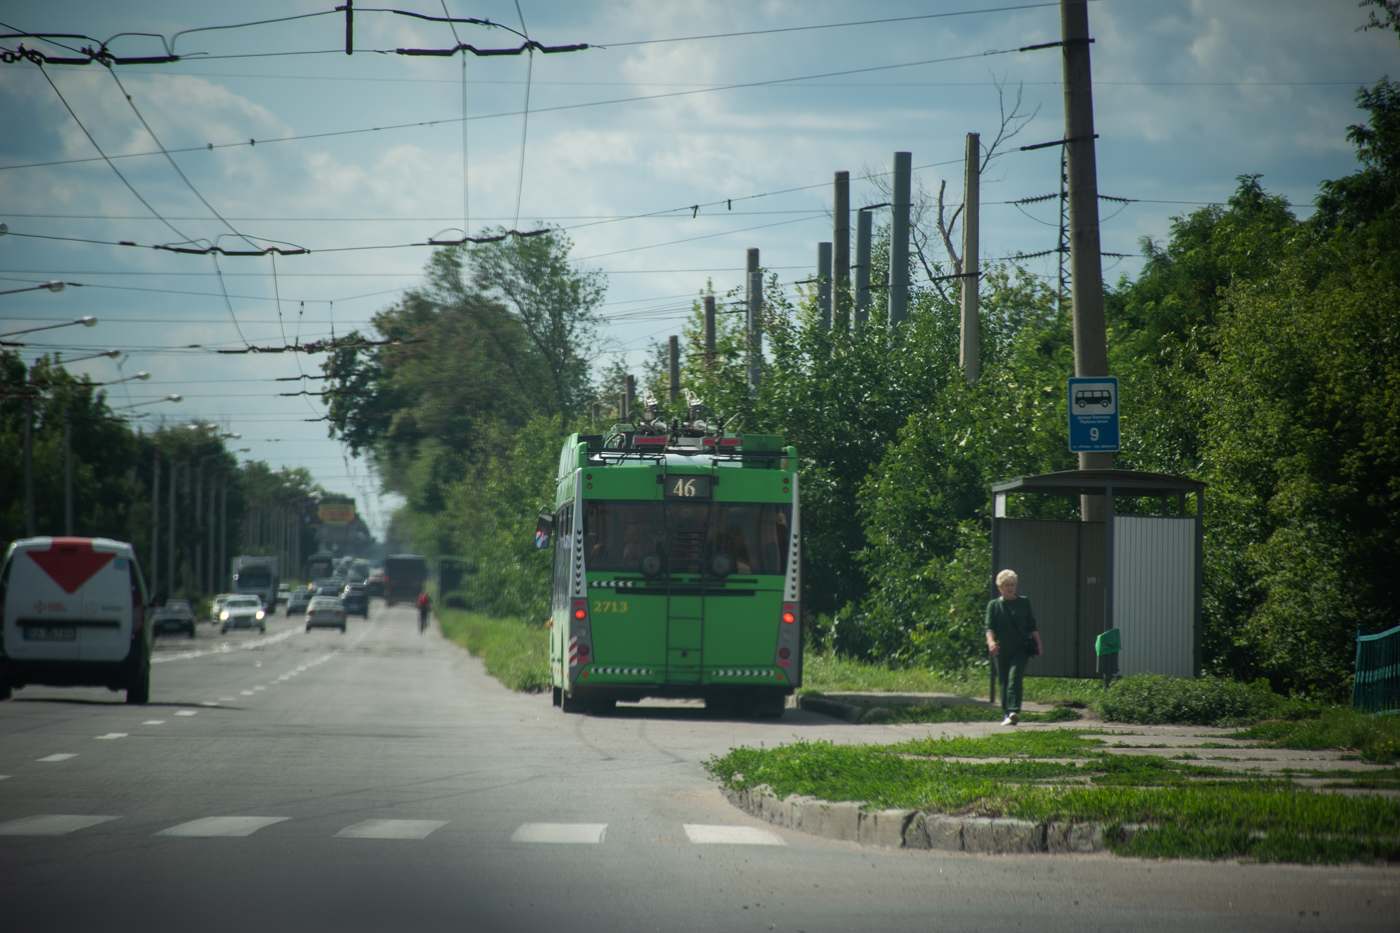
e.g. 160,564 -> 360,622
416,591 -> 431,633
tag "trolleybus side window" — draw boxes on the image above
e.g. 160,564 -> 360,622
551,503 -> 573,608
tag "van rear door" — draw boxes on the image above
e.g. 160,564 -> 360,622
77,543 -> 135,662
3,539 -> 92,662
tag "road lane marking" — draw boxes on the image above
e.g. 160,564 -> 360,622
253,686 -> 266,691
336,819 -> 448,840
240,691 -> 254,696
0,815 -> 120,836
152,627 -> 298,664
143,720 -> 165,725
37,754 -> 76,762
174,710 -> 197,717
683,824 -> 786,846
199,701 -> 219,707
95,733 -> 128,740
157,816 -> 289,837
511,823 -> 607,844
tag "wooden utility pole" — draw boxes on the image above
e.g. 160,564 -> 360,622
832,171 -> 850,330
667,335 -> 679,404
1061,0 -> 1112,517
703,294 -> 716,367
817,242 -> 832,329
854,209 -> 872,327
959,132 -> 981,383
746,248 -> 762,394
887,151 -> 912,327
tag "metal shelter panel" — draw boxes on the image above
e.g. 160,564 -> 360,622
993,519 -> 1106,678
1114,516 -> 1196,678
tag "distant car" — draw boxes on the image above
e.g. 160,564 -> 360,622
315,584 -> 341,597
365,574 -> 384,598
285,587 -> 313,616
305,597 -> 346,633
277,583 -> 292,605
220,596 -> 267,634
151,598 -> 196,638
212,593 -> 236,616
340,583 -> 368,618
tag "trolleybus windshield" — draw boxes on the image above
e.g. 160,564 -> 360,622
583,500 -> 791,576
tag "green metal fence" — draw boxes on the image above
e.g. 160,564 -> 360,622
1353,623 -> 1400,714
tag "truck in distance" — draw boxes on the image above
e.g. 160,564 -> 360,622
230,555 -> 279,609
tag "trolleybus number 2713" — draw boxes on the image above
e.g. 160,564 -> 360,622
592,600 -> 629,613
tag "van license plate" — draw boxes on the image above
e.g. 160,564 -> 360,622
24,626 -> 77,641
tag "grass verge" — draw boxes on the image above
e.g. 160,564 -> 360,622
705,731 -> 1400,863
436,609 -> 550,693
1228,708 -> 1400,765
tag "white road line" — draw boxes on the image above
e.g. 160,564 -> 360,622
683,824 -> 786,846
157,816 -> 289,838
511,823 -> 607,844
199,701 -> 219,707
143,720 -> 165,725
0,815 -> 120,836
174,710 -> 197,717
240,691 -> 254,696
0,775 -> 10,781
37,754 -> 76,762
151,627 -> 298,664
95,733 -> 128,740
253,686 -> 266,691
336,819 -> 448,840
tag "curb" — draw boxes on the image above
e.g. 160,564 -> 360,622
723,785 -> 1145,855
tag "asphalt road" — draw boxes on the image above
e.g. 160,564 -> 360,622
1,600 -> 1394,933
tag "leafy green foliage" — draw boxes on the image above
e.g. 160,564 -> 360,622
436,607 -> 550,692
1229,708 -> 1400,764
1097,674 -> 1321,727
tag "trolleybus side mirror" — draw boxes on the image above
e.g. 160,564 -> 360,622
534,511 -> 554,549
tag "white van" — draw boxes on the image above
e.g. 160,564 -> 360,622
0,537 -> 152,704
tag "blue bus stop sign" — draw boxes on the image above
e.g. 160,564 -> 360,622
1068,376 -> 1120,452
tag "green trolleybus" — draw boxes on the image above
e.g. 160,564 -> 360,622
539,407 -> 800,717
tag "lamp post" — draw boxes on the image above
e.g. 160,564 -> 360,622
0,281 -> 66,297
1,315 -> 97,344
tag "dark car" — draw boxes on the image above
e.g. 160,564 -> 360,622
340,583 -> 369,618
365,574 -> 384,598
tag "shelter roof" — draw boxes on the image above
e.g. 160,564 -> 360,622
992,469 -> 1204,498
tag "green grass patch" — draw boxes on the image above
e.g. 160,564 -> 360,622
1227,708 -> 1400,764
436,609 -> 550,693
705,732 -> 1400,863
1097,674 -> 1322,727
798,653 -> 1102,708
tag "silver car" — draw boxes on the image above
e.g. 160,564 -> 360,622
285,587 -> 313,616
305,597 -> 346,633
219,596 -> 266,634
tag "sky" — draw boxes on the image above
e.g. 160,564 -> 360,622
1,0 -> 1395,538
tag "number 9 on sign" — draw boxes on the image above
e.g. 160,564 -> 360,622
1090,427 -> 1099,442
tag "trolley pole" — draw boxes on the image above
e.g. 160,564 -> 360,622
832,171 -> 850,330
887,151 -> 912,328
817,242 -> 832,330
151,453 -> 160,598
1061,0 -> 1112,518
959,132 -> 981,384
854,209 -> 872,328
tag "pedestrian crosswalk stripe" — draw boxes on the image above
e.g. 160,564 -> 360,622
511,822 -> 607,844
336,819 -> 447,839
157,816 -> 289,837
0,815 -> 120,836
683,824 -> 785,846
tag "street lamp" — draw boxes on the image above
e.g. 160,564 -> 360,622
0,315 -> 97,342
54,349 -> 120,364
112,394 -> 182,411
0,281 -> 67,297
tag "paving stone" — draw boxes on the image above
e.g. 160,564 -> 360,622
800,801 -> 862,842
857,808 -> 912,848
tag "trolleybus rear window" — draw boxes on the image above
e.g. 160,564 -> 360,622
583,500 -> 791,576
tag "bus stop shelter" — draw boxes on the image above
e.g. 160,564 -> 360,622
990,469 -> 1204,683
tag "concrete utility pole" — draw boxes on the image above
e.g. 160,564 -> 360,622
746,248 -> 762,394
832,171 -> 850,330
667,335 -> 679,404
703,294 -> 716,367
817,242 -> 832,329
151,453 -> 160,598
219,483 -> 227,591
23,379 -> 35,537
887,151 -> 912,327
167,456 -> 175,597
207,473 -> 215,598
64,403 -> 74,535
1061,0 -> 1112,517
195,461 -> 204,595
854,209 -> 872,327
624,374 -> 635,420
960,132 -> 981,384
